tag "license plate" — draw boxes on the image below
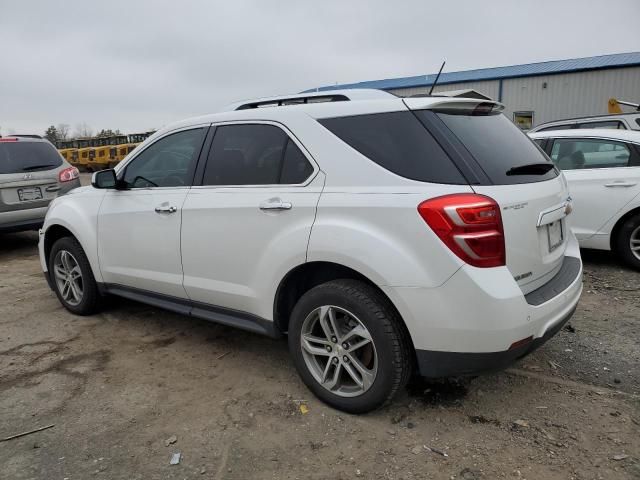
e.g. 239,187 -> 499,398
547,220 -> 564,252
18,187 -> 43,201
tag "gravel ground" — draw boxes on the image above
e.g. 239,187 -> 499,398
0,230 -> 638,480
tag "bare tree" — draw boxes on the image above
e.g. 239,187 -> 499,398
56,123 -> 71,140
73,122 -> 93,138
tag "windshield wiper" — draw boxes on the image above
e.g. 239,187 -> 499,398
22,164 -> 57,171
506,163 -> 555,176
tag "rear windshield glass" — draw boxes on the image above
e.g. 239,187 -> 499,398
427,111 -> 558,185
0,141 -> 63,174
319,112 -> 466,184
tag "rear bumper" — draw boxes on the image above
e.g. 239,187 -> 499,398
382,232 -> 583,378
0,182 -> 78,233
415,304 -> 575,377
0,207 -> 48,233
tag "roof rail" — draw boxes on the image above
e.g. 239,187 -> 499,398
236,94 -> 349,110
12,134 -> 43,139
224,88 -> 395,112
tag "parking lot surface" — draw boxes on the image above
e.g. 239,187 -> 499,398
1,230 -> 638,479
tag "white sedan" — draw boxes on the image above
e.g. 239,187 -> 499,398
530,129 -> 640,269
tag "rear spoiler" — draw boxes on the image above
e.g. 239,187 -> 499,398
403,97 -> 505,115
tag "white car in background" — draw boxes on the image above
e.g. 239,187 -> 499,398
529,112 -> 640,133
530,129 -> 640,269
38,90 -> 582,413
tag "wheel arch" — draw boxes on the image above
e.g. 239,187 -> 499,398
43,224 -> 76,267
273,261 -> 416,357
609,205 -> 640,251
42,217 -> 103,284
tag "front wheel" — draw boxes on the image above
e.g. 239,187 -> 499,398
288,279 -> 412,413
48,237 -> 102,315
614,213 -> 640,270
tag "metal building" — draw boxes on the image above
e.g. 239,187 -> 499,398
304,52 -> 640,130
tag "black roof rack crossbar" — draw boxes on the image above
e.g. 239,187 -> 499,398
235,94 -> 349,110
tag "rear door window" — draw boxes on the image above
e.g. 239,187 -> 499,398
0,141 -> 63,174
319,112 -> 466,184
423,110 -> 558,185
280,139 -> 315,184
550,138 -> 633,170
202,124 -> 314,185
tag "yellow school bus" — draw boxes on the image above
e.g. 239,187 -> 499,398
108,135 -> 130,167
113,132 -> 155,164
75,138 -> 93,171
92,137 -> 112,170
57,140 -> 78,166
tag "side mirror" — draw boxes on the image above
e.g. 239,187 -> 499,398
91,169 -> 118,189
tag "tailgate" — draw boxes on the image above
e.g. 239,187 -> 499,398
404,97 -> 573,295
474,176 -> 572,294
0,174 -> 58,213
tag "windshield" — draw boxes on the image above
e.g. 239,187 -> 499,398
0,142 -> 63,174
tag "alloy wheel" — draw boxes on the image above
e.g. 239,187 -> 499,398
53,250 -> 84,306
630,225 -> 640,262
300,305 -> 378,398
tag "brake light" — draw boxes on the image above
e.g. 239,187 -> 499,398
58,166 -> 80,183
0,137 -> 19,142
418,193 -> 505,268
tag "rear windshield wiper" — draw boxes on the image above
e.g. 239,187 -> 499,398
506,163 -> 555,176
22,164 -> 57,171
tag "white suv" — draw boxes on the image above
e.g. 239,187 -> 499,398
39,90 -> 583,413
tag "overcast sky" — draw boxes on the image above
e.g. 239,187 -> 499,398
1,0 -> 639,137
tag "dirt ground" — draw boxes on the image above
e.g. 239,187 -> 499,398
1,228 -> 638,479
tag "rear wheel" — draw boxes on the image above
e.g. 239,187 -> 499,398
49,237 -> 101,315
288,279 -> 412,413
614,213 -> 640,270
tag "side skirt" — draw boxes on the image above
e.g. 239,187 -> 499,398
100,283 -> 281,338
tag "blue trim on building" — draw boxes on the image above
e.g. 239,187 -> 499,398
303,52 -> 640,93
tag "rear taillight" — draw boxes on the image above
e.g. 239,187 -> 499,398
418,193 -> 505,268
58,166 -> 79,183
0,137 -> 19,142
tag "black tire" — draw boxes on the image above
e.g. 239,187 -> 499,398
613,213 -> 640,270
48,236 -> 102,315
288,279 -> 413,414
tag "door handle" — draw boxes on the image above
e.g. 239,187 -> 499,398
604,182 -> 637,188
155,205 -> 177,213
259,199 -> 292,211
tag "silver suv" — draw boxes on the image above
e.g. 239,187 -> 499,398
0,136 -> 81,233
